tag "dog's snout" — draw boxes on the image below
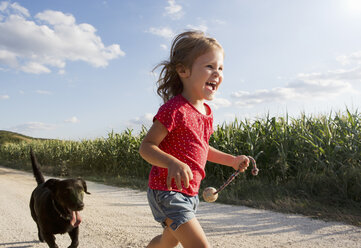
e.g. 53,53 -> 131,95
78,202 -> 84,210
76,202 -> 84,210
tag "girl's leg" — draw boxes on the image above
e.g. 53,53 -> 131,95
147,217 -> 210,248
166,217 -> 210,248
147,223 -> 179,248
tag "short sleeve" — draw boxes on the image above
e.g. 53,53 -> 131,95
154,100 -> 182,132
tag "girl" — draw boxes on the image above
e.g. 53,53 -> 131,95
139,30 -> 250,248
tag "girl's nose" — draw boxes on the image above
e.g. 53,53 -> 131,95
212,69 -> 222,77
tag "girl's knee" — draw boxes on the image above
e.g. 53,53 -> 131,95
162,233 -> 179,247
168,239 -> 179,247
147,233 -> 179,248
162,227 -> 180,247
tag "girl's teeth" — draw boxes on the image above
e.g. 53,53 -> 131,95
206,82 -> 216,90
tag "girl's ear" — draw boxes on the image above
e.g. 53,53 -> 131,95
176,64 -> 190,78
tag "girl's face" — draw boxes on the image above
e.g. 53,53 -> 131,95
180,48 -> 224,102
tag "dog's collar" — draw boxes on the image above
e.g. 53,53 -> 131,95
52,199 -> 72,221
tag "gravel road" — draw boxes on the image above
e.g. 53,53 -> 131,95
0,166 -> 360,248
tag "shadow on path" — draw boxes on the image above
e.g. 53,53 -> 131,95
0,240 -> 39,248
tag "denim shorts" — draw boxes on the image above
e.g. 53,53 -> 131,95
147,188 -> 199,231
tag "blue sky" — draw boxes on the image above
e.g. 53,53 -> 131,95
1,0 -> 361,140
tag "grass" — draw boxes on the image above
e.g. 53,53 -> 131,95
0,130 -> 40,145
1,110 -> 360,226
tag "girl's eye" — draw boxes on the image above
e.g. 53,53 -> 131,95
206,65 -> 213,69
219,67 -> 223,71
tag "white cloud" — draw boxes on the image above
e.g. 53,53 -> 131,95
0,2 -> 125,74
186,24 -> 208,33
0,94 -> 9,99
9,2 -> 29,16
160,44 -> 167,50
287,80 -> 352,97
232,51 -> 361,108
164,0 -> 184,20
231,51 -> 361,108
148,27 -> 175,39
21,62 -> 51,74
296,67 -> 361,81
127,113 -> 154,127
0,2 -> 8,11
232,76 -> 356,108
65,116 -> 79,123
337,51 -> 361,66
11,122 -> 56,132
0,49 -> 17,67
0,2 -> 29,16
36,10 -> 75,26
207,97 -> 232,110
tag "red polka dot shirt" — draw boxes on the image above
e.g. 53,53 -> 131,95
148,94 -> 214,196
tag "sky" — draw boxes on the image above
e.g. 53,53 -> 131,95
1,0 -> 361,140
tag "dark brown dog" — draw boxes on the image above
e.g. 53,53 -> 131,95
29,149 -> 90,248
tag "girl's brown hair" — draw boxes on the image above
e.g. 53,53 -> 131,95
154,30 -> 223,103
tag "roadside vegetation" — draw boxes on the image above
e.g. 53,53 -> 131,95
1,110 -> 360,226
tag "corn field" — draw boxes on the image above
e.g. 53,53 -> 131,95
1,111 -> 360,206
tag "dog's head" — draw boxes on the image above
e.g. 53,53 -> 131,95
44,178 -> 91,211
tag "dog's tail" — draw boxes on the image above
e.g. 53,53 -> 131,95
30,148 -> 45,185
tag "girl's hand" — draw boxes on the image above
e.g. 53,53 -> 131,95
232,155 -> 250,172
167,162 -> 193,191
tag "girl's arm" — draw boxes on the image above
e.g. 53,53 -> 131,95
207,146 -> 249,172
139,119 -> 193,190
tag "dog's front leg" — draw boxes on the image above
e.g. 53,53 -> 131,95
68,227 -> 79,248
41,231 -> 59,248
36,223 -> 44,242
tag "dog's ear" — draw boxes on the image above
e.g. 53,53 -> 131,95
79,178 -> 91,194
44,179 -> 60,193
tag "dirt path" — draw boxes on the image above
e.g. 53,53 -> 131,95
0,166 -> 360,248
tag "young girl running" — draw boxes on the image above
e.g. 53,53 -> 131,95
139,30 -> 250,248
